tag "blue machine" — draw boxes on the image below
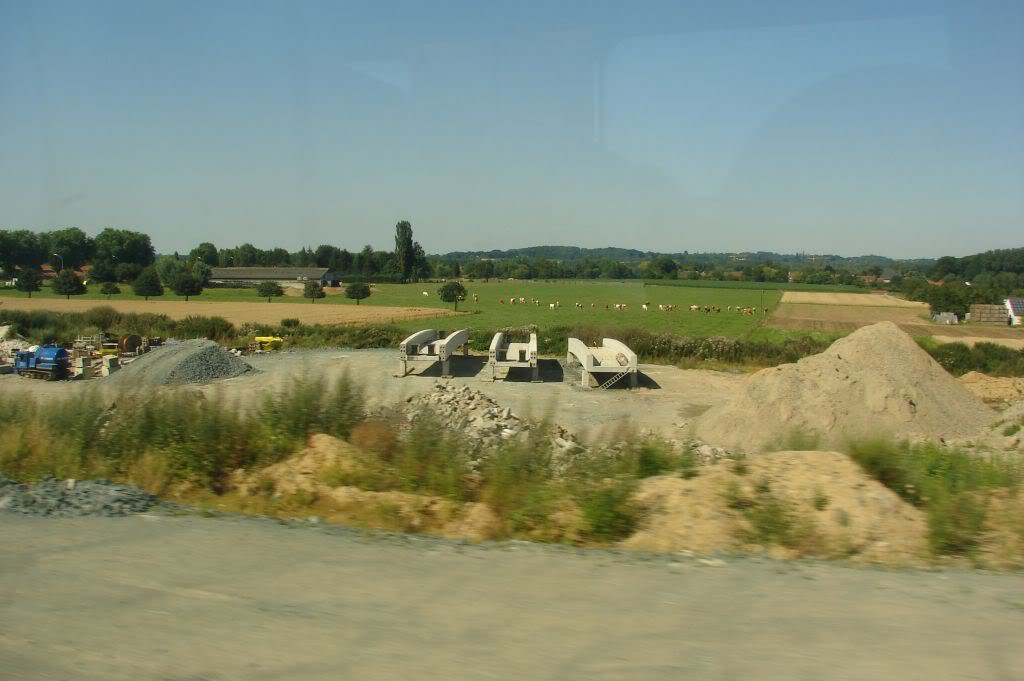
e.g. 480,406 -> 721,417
14,346 -> 69,380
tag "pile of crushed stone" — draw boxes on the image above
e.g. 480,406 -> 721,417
0,477 -> 160,517
107,339 -> 253,385
407,382 -> 586,472
695,322 -> 995,452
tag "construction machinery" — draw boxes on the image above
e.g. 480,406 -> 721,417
250,336 -> 283,352
14,346 -> 70,380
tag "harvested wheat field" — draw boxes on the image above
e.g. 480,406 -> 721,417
0,297 -> 454,326
625,450 -> 928,565
780,291 -> 929,308
695,321 -> 995,451
769,292 -> 928,333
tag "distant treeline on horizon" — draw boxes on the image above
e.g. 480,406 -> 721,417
1,225 -> 1021,297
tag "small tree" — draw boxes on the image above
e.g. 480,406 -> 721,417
438,281 -> 467,311
345,281 -> 371,305
132,266 -> 164,300
169,272 -> 203,302
304,280 -> 325,303
256,281 -> 285,302
52,269 -> 87,299
14,268 -> 42,298
100,281 -> 121,300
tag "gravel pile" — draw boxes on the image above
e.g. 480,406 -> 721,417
107,339 -> 253,385
0,477 -> 160,517
408,382 -> 586,472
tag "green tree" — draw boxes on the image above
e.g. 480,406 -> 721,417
89,259 -> 118,283
345,281 -> 371,305
156,255 -> 188,282
94,228 -> 155,266
304,280 -> 325,303
394,220 -> 415,282
14,267 -> 42,298
191,260 -> 212,285
45,227 -> 95,269
100,281 -> 121,299
256,281 -> 285,302
169,272 -> 203,301
52,269 -> 87,299
437,281 -> 467,311
189,242 -> 219,266
132,267 -> 164,300
115,262 -> 144,283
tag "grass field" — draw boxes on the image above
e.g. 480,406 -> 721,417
1,280 -> 789,337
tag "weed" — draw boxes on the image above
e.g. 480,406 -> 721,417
1003,423 -> 1021,437
812,487 -> 830,511
578,480 -> 638,542
731,453 -> 749,476
679,447 -> 699,479
847,438 -> 1021,556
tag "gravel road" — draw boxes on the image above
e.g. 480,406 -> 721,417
2,513 -> 1022,681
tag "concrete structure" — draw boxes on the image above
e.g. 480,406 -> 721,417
566,337 -> 638,389
1006,298 -> 1024,326
487,332 -> 539,382
933,312 -> 958,325
398,329 -> 470,378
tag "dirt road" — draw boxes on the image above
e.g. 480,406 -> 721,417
0,296 -> 453,326
1,514 -> 1022,681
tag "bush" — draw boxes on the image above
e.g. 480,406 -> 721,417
174,316 -> 236,341
280,318 -> 300,328
924,340 -> 1024,377
84,306 -> 120,332
578,480 -> 638,541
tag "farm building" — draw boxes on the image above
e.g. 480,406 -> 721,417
208,267 -> 340,288
1006,298 -> 1024,326
933,312 -> 958,325
967,304 -> 1008,324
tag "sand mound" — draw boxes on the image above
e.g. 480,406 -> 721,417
695,322 -> 994,451
107,339 -> 253,386
625,450 -> 928,565
234,434 -> 501,541
959,371 -> 1024,404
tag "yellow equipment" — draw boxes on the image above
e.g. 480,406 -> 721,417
252,336 -> 283,351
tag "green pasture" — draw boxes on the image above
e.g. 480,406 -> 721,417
364,281 -> 783,335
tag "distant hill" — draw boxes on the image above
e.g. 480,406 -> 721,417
436,245 -> 933,270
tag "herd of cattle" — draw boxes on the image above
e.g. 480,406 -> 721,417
419,290 -> 766,315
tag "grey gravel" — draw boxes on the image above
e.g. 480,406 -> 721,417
0,477 -> 160,517
106,339 -> 253,385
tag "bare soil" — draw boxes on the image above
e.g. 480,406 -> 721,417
0,296 -> 453,326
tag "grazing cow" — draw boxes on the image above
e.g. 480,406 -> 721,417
499,298 -> 505,304
590,303 -> 595,309
549,303 -> 555,309
422,291 -> 429,296
689,305 -> 699,311
641,304 -> 648,311
473,294 -> 479,303
519,297 -> 525,304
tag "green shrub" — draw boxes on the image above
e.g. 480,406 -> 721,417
847,439 -> 1021,555
578,480 -> 638,541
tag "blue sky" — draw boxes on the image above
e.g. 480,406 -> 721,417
1,0 -> 1021,258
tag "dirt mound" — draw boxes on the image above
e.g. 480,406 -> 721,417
107,339 -> 253,385
959,371 -> 1024,404
233,434 -> 501,541
624,450 -> 928,565
695,322 -> 994,451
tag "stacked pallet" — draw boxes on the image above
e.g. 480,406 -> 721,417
968,304 -> 1008,324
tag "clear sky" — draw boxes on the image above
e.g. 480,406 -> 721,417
1,0 -> 1021,258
